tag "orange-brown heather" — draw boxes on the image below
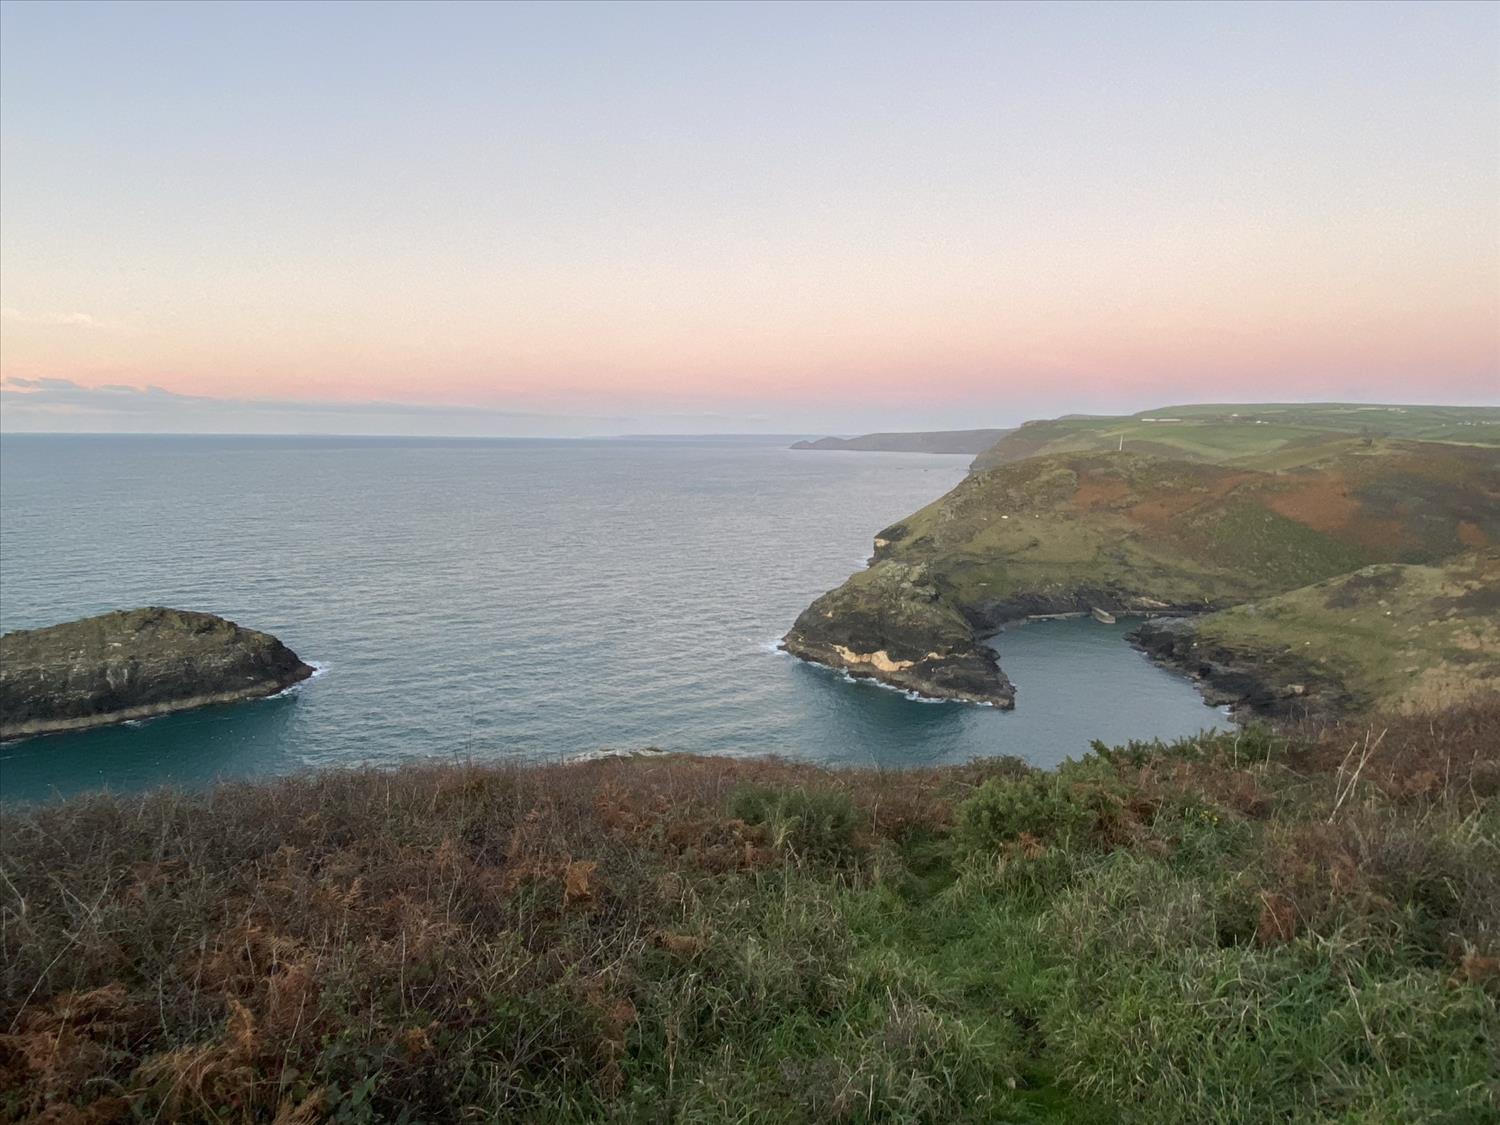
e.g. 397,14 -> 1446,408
3,701 -> 1497,1122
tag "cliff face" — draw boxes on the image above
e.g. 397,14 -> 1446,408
1133,552 -> 1500,721
785,441 -> 1500,707
781,562 -> 1014,706
0,607 -> 314,739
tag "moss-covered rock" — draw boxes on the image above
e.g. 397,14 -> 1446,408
0,607 -> 313,739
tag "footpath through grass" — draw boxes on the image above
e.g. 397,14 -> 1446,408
3,704 -> 1497,1123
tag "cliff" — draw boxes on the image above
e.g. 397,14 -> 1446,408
0,607 -> 314,739
784,439 -> 1500,706
1133,551 -> 1500,721
781,562 -> 1014,705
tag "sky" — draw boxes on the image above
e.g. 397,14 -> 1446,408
1,0 -> 1496,436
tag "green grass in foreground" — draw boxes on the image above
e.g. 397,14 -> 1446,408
3,704 -> 1498,1123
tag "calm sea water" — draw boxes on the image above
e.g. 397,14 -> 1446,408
0,435 -> 1228,801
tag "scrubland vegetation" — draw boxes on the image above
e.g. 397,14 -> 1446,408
3,702 -> 1497,1123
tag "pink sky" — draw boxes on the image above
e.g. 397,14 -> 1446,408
2,2 -> 1496,434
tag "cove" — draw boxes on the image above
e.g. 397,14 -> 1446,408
793,615 -> 1230,771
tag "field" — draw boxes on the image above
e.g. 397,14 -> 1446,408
3,705 -> 1497,1123
971,404 -> 1500,472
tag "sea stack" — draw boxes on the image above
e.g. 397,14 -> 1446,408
0,607 -> 314,740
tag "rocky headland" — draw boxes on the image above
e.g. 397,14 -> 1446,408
781,562 -> 1015,706
0,607 -> 313,740
1133,553 -> 1500,721
785,434 -> 1500,714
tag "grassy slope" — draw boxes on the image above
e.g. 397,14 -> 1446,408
875,439 -> 1500,614
971,403 -> 1500,472
3,706 -> 1497,1122
1190,551 -> 1500,713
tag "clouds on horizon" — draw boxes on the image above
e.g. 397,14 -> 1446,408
4,373 -> 1496,440
1,307 -> 120,331
0,375 -> 781,437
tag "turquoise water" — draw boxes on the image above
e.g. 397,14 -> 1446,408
0,435 -> 1228,801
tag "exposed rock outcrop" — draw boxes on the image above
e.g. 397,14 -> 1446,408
781,562 -> 1014,706
1,607 -> 314,740
1131,553 -> 1499,721
1129,617 -> 1353,722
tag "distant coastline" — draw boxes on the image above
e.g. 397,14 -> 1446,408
790,429 -> 1012,454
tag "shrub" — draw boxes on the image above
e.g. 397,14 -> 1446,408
726,784 -> 860,861
955,773 -> 1093,851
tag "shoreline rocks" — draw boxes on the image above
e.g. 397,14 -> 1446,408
0,608 -> 314,740
781,563 -> 1217,707
1129,616 -> 1354,722
780,562 -> 1016,706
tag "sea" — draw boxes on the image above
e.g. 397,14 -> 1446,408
0,435 -> 1230,801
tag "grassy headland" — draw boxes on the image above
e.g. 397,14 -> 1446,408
783,439 -> 1499,707
3,704 -> 1497,1122
970,403 -> 1500,472
1135,551 -> 1500,720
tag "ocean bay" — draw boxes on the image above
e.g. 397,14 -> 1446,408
0,435 -> 1227,801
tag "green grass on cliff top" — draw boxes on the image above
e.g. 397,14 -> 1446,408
4,708 -> 1497,1122
867,442 -> 1497,614
971,403 -> 1500,471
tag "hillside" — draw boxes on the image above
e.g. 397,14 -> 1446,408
1135,551 -> 1500,719
791,428 -> 1012,454
783,440 -> 1500,706
3,707 -> 1495,1122
971,403 -> 1500,472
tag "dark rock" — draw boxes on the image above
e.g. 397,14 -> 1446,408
780,562 -> 1015,706
0,607 -> 314,740
1130,617 -> 1355,722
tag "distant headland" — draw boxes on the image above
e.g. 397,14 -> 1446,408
790,429 -> 1013,454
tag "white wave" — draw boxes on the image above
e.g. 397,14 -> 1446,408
569,745 -> 668,762
819,661 -> 994,706
270,660 -> 330,698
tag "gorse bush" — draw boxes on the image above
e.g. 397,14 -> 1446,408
2,701 -> 1497,1123
956,773 -> 1091,850
727,783 -> 860,860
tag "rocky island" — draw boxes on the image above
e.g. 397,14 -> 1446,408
785,416 -> 1500,716
0,607 -> 314,740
